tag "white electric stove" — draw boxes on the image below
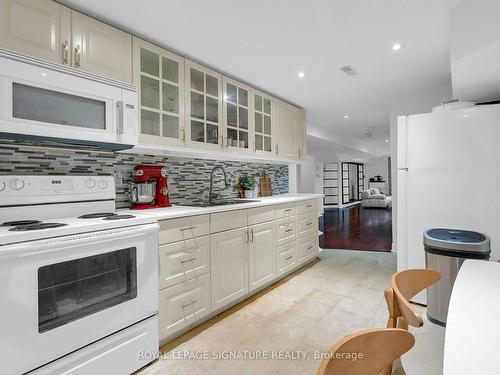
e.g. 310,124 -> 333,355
0,175 -> 159,375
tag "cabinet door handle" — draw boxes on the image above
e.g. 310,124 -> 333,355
180,257 -> 197,264
181,299 -> 197,309
181,128 -> 186,142
180,226 -> 196,231
245,229 -> 250,243
74,45 -> 81,68
62,41 -> 69,65
250,229 -> 254,242
276,145 -> 279,155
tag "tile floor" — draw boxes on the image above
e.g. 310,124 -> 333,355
140,250 -> 445,375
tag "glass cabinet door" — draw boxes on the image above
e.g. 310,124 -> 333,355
254,93 -> 273,153
134,38 -> 184,145
223,79 -> 250,151
186,61 -> 222,148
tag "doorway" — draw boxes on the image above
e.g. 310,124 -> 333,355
341,162 -> 364,204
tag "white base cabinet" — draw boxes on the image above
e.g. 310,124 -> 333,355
157,198 -> 320,343
248,221 -> 276,291
159,274 -> 211,339
211,228 -> 249,310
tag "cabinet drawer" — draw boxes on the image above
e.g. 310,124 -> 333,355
275,203 -> 297,218
158,236 -> 210,289
210,210 -> 247,233
296,199 -> 317,215
247,206 -> 275,225
297,234 -> 318,264
159,273 -> 211,340
276,242 -> 296,276
275,217 -> 296,246
296,212 -> 317,239
158,215 -> 209,245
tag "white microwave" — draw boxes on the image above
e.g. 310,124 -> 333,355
0,49 -> 138,151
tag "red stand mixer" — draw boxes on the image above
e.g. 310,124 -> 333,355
129,165 -> 171,209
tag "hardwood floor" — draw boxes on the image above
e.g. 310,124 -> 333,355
319,204 -> 392,252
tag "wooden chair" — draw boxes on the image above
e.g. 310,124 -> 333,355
316,328 -> 415,375
385,269 -> 441,330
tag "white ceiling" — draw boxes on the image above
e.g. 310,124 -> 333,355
60,0 -> 462,160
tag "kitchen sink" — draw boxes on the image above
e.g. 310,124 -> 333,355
179,199 -> 261,208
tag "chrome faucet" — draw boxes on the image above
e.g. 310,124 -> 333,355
209,165 -> 229,203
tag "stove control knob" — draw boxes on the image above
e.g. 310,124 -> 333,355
85,178 -> 96,189
98,179 -> 108,189
0,181 -> 5,192
9,178 -> 25,191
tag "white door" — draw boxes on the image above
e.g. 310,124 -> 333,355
253,91 -> 274,156
71,11 -> 132,82
185,60 -> 223,150
276,100 -> 298,159
222,77 -> 252,153
0,0 -> 71,65
248,221 -> 275,291
133,37 -> 185,146
211,228 -> 248,310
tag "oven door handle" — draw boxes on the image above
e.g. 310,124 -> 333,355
0,223 -> 159,258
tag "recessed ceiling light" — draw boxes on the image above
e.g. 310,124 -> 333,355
40,71 -> 47,77
385,139 -> 389,143
392,43 -> 402,51
344,115 -> 349,119
297,72 -> 305,79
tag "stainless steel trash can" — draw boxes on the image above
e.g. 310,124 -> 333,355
424,228 -> 490,327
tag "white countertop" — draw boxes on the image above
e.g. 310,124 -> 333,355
119,193 -> 323,220
443,260 -> 500,374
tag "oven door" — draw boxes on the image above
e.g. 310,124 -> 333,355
0,223 -> 158,375
0,53 -> 122,145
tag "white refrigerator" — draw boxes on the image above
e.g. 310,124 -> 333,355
396,103 -> 500,304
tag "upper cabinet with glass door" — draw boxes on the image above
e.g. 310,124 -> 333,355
133,37 -> 185,146
223,77 -> 252,153
185,60 -> 223,150
253,91 -> 274,156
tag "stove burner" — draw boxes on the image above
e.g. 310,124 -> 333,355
9,223 -> 68,231
103,214 -> 136,220
78,212 -> 116,219
2,220 -> 42,226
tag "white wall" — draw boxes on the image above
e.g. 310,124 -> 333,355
364,157 -> 390,194
297,155 -> 324,212
451,0 -> 500,102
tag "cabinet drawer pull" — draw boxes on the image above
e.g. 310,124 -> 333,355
285,229 -> 293,233
74,45 -> 81,68
284,208 -> 292,212
181,299 -> 197,309
180,257 -> 197,264
307,246 -> 314,250
306,204 -> 313,208
180,226 -> 196,231
307,223 -> 313,226
285,255 -> 293,260
62,41 -> 69,64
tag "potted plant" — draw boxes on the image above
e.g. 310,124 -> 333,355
239,176 -> 256,198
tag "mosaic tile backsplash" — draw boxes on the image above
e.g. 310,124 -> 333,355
0,144 -> 289,208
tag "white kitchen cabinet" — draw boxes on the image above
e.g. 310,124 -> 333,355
159,273 -> 211,340
253,90 -> 274,156
248,221 -> 275,291
158,236 -> 210,289
133,37 -> 185,145
276,242 -> 296,277
275,217 -> 296,246
297,234 -> 318,264
296,108 -> 307,160
296,212 -> 316,239
275,99 -> 299,160
223,77 -> 252,153
0,0 -> 71,65
211,227 -> 248,310
185,60 -> 223,150
71,11 -> 132,82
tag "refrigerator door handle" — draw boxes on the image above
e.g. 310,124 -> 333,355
398,168 -> 409,171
